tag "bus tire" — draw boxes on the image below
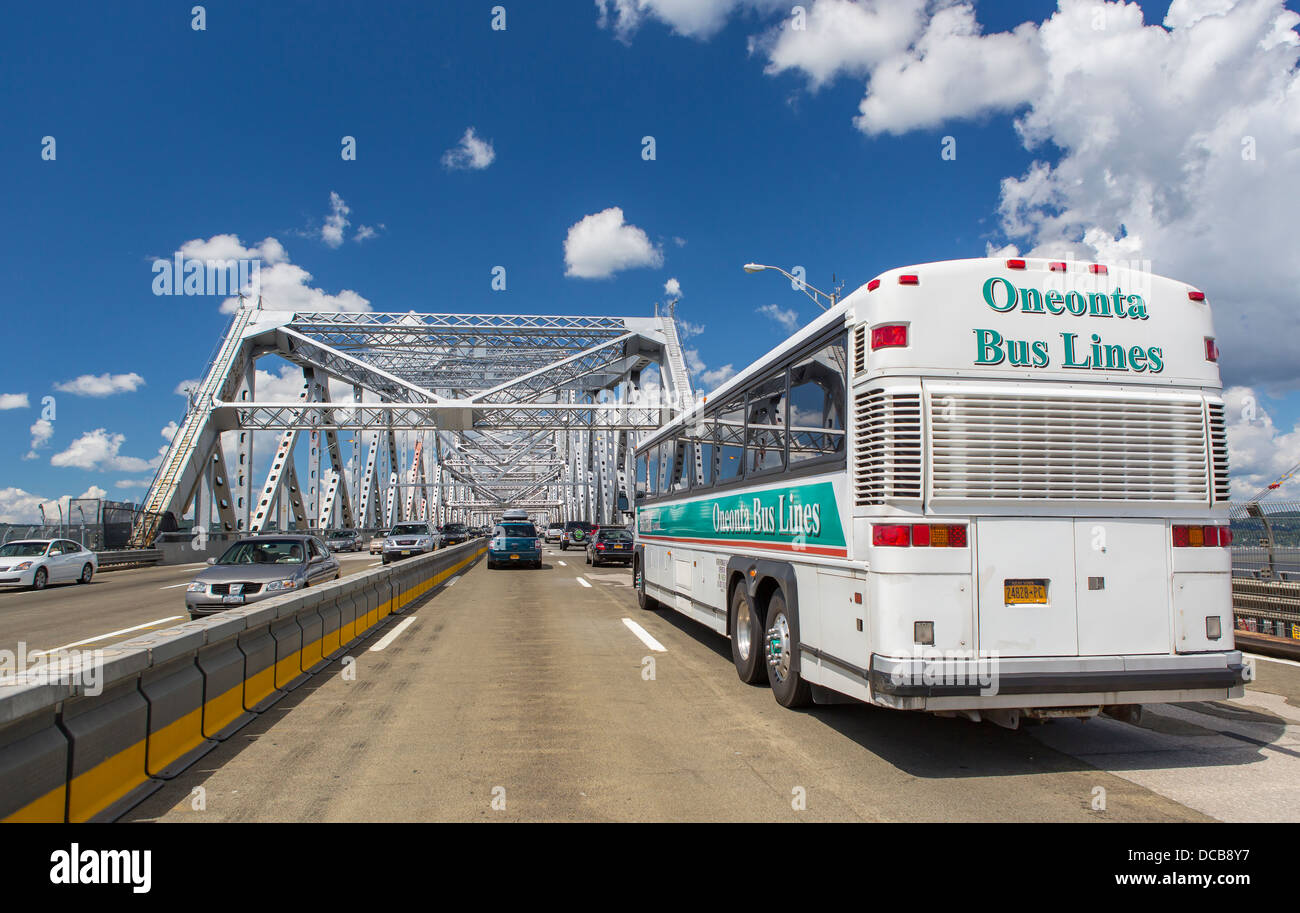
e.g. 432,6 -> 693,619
765,591 -> 812,708
730,586 -> 767,685
635,557 -> 658,611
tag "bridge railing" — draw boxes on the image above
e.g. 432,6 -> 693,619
1230,500 -> 1300,644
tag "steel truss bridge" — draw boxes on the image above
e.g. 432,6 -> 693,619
129,303 -> 695,545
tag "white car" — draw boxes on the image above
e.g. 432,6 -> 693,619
0,539 -> 98,590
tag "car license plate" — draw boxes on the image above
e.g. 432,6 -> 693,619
222,595 -> 245,605
1004,580 -> 1048,605
401,550 -> 411,556
612,545 -> 625,549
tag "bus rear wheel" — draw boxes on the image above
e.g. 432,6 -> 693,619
765,591 -> 812,708
635,557 -> 658,611
730,586 -> 766,685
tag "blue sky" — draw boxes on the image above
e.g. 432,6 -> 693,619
2,0 -> 1299,517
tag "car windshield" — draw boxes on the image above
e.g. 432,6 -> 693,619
0,542 -> 49,558
218,540 -> 306,565
327,531 -> 352,538
566,523 -> 594,531
390,525 -> 428,536
499,524 -> 536,538
444,524 -> 467,533
598,530 -> 633,541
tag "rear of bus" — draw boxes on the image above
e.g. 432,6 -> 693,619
852,257 -> 1245,722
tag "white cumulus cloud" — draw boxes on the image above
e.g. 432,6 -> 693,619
50,429 -> 162,473
757,302 -> 800,333
24,418 -> 53,460
564,207 -> 664,279
0,393 -> 29,410
53,373 -> 145,397
442,127 -> 496,171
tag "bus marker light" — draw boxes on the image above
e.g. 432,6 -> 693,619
1205,337 -> 1219,362
914,621 -> 934,646
1189,290 -> 1206,301
1006,259 -> 1026,270
898,274 -> 919,285
871,325 -> 908,350
1049,261 -> 1067,271
867,279 -> 881,291
1089,264 -> 1108,274
854,593 -> 862,605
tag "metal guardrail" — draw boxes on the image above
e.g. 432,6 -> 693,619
95,549 -> 164,570
0,539 -> 487,822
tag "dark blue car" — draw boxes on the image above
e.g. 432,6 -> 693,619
488,521 -> 542,569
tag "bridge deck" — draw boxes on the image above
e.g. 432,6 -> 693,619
60,545 -> 1295,823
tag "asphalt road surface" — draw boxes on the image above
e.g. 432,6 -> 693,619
118,544 -> 1300,823
0,551 -> 382,658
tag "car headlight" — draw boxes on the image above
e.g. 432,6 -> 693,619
265,579 -> 298,592
187,582 -> 207,593
13,561 -> 33,571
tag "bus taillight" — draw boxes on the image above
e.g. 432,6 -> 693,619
874,524 -> 968,547
1205,337 -> 1219,362
872,525 -> 911,547
1172,525 -> 1232,547
871,325 -> 908,350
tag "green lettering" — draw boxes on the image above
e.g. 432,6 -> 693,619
1062,333 -> 1091,368
1045,290 -> 1065,314
974,328 -> 1005,365
983,277 -> 1017,312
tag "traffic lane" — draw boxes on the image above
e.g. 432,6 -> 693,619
0,552 -> 381,657
135,554 -> 1203,822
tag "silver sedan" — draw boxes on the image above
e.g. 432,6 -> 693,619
186,535 -> 340,618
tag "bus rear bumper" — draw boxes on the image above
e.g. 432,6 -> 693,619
867,651 -> 1247,712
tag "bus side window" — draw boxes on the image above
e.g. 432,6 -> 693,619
747,371 -> 787,474
658,441 -> 673,493
789,334 -> 848,464
636,452 -> 649,497
673,439 -> 692,492
696,434 -> 715,487
646,447 -> 660,496
715,396 -> 745,483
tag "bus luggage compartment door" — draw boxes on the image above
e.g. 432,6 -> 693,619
1072,519 -> 1170,655
976,519 -> 1079,657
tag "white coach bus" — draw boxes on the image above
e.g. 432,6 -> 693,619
633,257 -> 1246,726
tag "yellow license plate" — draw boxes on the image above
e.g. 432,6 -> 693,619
1005,580 -> 1048,604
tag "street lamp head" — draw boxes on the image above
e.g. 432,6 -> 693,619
743,263 -> 767,274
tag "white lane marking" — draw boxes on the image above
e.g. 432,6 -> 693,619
445,575 -> 460,587
576,577 -> 592,588
1244,651 -> 1300,669
368,562 -> 382,567
558,561 -> 567,567
159,582 -> 191,590
369,616 -> 417,652
31,616 -> 186,656
622,618 -> 666,653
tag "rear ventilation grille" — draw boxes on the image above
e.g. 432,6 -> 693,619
853,326 -> 867,376
929,390 -> 1211,502
854,389 -> 922,505
1208,401 -> 1230,504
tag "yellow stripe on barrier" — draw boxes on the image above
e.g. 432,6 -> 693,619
204,680 -> 245,736
274,651 -> 302,689
301,628 -> 323,669
149,707 -> 205,775
2,785 -> 66,823
68,739 -> 148,823
245,664 -> 276,708
321,622 -> 341,657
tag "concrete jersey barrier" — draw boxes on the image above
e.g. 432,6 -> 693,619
0,540 -> 486,822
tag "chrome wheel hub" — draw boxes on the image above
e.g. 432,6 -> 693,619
767,613 -> 792,683
736,601 -> 753,660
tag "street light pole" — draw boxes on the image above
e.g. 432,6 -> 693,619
742,263 -> 839,310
